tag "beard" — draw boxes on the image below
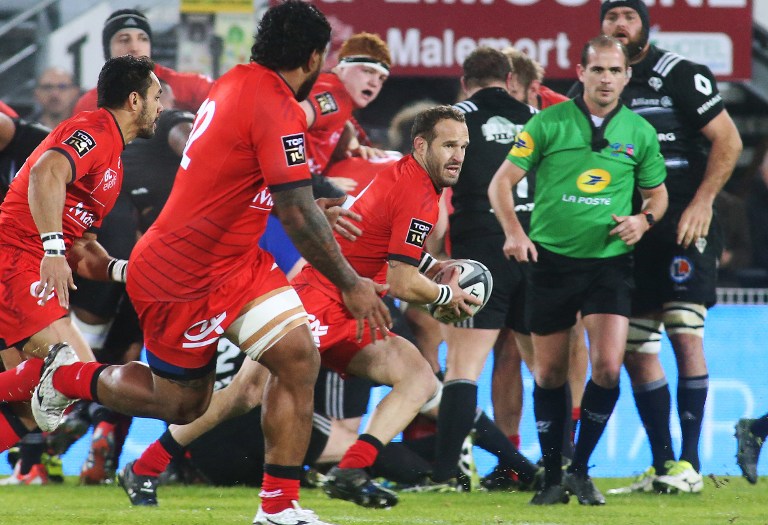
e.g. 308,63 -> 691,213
625,29 -> 649,60
136,104 -> 156,139
296,67 -> 321,102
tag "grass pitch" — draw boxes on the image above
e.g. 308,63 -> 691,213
0,475 -> 764,525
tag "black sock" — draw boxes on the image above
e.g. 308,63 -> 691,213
633,378 -> 674,474
372,442 -> 433,484
569,380 -> 619,475
562,383 -> 574,460
159,428 -> 186,459
88,403 -> 120,425
473,411 -> 537,480
432,380 -> 477,482
751,413 -> 768,439
677,375 -> 708,472
304,412 -> 330,467
533,382 -> 567,486
19,432 -> 46,475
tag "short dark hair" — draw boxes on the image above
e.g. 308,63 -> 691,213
580,35 -> 629,68
97,55 -> 155,109
411,105 -> 466,146
462,47 -> 511,89
251,1 -> 331,70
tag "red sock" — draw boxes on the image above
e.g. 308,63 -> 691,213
572,406 -> 581,423
0,406 -> 26,452
260,472 -> 300,514
508,434 -> 521,449
52,362 -> 105,400
338,438 -> 380,469
132,439 -> 172,477
0,358 -> 43,402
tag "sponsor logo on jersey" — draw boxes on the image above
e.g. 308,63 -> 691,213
314,92 -> 339,115
281,133 -> 306,167
67,201 -> 95,228
697,93 -> 722,115
182,312 -> 227,349
306,314 -> 329,349
695,237 -> 708,254
694,73 -> 713,96
670,256 -> 694,283
250,188 -> 274,211
609,143 -> 634,158
510,131 -> 534,158
576,169 -> 611,193
660,96 -> 673,108
658,132 -> 676,142
405,218 -> 433,248
648,77 -> 663,91
480,116 -> 519,144
63,130 -> 96,158
101,168 -> 118,191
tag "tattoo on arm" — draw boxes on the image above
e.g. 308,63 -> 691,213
272,186 -> 358,290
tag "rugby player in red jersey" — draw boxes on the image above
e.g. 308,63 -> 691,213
32,4 -> 390,524
0,55 -> 162,452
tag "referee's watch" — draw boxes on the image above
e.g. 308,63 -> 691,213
642,211 -> 655,228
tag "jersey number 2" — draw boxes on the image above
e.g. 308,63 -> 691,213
180,98 -> 216,170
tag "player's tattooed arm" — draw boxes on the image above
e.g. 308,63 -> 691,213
273,185 -> 392,339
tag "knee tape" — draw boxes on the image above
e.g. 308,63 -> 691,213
419,380 -> 443,414
227,287 -> 308,361
70,310 -> 113,351
625,318 -> 663,354
662,302 -> 706,338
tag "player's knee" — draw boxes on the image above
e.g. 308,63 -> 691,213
166,395 -> 211,425
625,318 -> 663,355
662,302 -> 706,338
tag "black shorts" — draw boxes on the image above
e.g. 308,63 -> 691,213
450,232 -> 530,333
527,246 -> 634,335
314,367 -> 372,419
632,210 -> 722,314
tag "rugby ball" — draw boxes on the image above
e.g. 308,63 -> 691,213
428,259 -> 493,324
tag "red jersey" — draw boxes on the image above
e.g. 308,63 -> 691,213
293,155 -> 440,301
127,63 -> 313,303
0,108 -> 125,257
539,85 -> 569,109
0,100 -> 18,118
73,63 -> 212,114
306,73 -> 355,175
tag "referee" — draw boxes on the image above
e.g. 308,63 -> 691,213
489,35 -> 668,506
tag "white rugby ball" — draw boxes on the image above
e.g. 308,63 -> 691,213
428,259 -> 493,324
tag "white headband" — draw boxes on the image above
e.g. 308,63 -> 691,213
336,56 -> 390,77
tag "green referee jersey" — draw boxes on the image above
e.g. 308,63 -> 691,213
507,98 -> 665,259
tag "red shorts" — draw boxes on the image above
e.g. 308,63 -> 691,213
130,254 -> 291,379
0,245 -> 68,347
293,280 -> 380,375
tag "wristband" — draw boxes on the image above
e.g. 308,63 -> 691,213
41,232 -> 65,251
432,284 -> 453,306
418,252 -> 437,274
41,232 -> 66,257
642,211 -> 655,228
107,258 -> 128,283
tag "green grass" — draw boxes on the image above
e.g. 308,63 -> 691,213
0,476 -> 765,525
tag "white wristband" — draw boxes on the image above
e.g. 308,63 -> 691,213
418,252 -> 437,274
41,232 -> 65,257
432,284 -> 453,306
107,258 -> 128,283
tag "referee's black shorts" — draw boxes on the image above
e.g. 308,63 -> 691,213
527,245 -> 634,335
450,232 -> 530,333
